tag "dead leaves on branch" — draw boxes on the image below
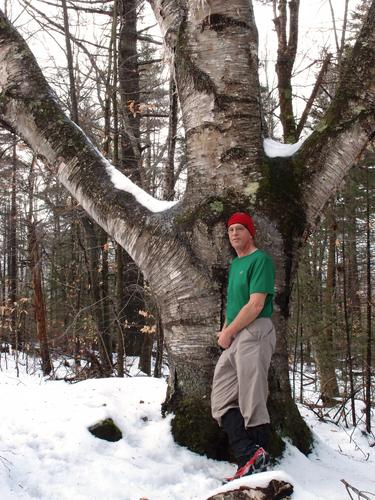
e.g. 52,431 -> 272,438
127,100 -> 155,117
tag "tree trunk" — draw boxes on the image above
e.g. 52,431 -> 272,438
27,158 -> 52,376
99,228 -> 112,366
117,0 -> 147,356
163,76 -> 178,200
118,0 -> 142,182
9,137 -> 18,349
364,164 -> 372,433
28,221 -> 53,375
316,207 -> 339,403
139,333 -> 153,376
273,0 -> 300,143
153,315 -> 164,378
115,243 -> 126,377
81,217 -> 113,375
61,0 -> 79,124
344,183 -> 362,337
341,225 -> 357,427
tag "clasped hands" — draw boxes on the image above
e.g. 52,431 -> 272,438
216,328 -> 234,349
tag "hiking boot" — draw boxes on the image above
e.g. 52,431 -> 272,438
223,447 -> 270,483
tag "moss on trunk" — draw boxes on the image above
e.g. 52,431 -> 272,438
268,366 -> 313,456
163,391 -> 229,460
164,383 -> 312,460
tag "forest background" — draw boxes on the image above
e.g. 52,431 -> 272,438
0,0 -> 373,467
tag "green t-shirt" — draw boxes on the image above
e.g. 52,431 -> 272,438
226,249 -> 275,325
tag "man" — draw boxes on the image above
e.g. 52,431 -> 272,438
211,212 -> 276,482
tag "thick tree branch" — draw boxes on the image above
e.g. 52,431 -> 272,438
288,0 -> 300,61
297,0 -> 375,237
296,52 -> 332,139
148,0 -> 263,204
274,0 -> 300,142
0,9 -> 177,276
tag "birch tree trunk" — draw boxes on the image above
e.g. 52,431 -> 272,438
1,0 -> 375,458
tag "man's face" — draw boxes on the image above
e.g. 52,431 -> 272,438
228,223 -> 252,252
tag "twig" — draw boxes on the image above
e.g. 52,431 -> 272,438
338,425 -> 370,460
341,479 -> 375,500
0,454 -> 11,473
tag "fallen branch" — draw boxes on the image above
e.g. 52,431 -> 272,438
206,480 -> 294,500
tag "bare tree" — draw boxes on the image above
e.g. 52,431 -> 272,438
26,158 -> 52,376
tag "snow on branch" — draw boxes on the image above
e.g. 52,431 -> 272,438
105,162 -> 178,213
263,136 -> 308,158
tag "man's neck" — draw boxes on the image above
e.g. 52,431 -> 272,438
236,245 -> 257,258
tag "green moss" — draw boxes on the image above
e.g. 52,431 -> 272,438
268,368 -> 313,456
244,182 -> 260,202
164,388 -> 299,460
175,195 -> 250,230
0,13 -> 10,30
209,200 -> 224,214
0,92 -> 5,110
257,156 -> 306,244
164,394 -> 229,460
256,156 -> 308,313
353,104 -> 367,114
23,94 -> 95,179
88,418 -> 123,442
283,87 -> 292,100
315,119 -> 329,133
269,399 -> 313,456
267,428 -> 286,458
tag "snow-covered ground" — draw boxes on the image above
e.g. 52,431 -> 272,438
0,354 -> 374,500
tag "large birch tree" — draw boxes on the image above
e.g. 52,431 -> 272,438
1,0 -> 374,458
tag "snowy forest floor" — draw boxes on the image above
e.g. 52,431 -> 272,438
0,354 -> 374,500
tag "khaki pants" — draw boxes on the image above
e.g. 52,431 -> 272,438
211,317 -> 276,428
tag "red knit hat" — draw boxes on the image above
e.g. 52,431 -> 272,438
227,212 -> 255,237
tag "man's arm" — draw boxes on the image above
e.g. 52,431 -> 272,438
217,293 -> 267,349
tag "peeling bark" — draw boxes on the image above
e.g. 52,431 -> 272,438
149,0 -> 263,203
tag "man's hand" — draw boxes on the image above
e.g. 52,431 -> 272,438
217,328 -> 233,349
